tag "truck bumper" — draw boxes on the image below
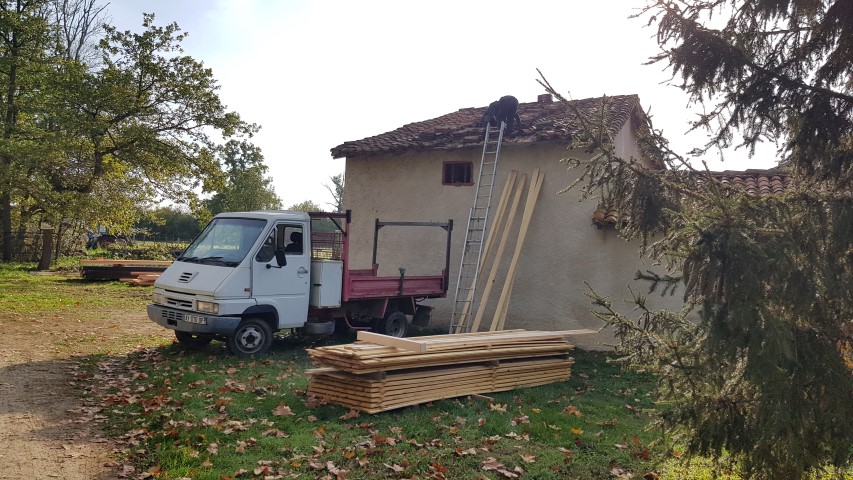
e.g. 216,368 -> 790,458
147,304 -> 241,336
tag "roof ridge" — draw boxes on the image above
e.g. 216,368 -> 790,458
331,94 -> 643,159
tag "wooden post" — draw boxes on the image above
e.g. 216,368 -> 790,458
38,224 -> 54,271
471,174 -> 526,332
492,169 -> 544,331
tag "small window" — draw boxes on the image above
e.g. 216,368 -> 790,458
255,224 -> 304,263
283,225 -> 303,255
443,162 -> 473,185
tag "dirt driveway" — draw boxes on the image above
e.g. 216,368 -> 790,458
0,282 -> 171,480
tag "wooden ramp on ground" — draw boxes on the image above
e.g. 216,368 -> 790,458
306,330 -> 581,413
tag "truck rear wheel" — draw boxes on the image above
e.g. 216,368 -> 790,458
227,318 -> 273,356
175,331 -> 213,350
380,311 -> 408,338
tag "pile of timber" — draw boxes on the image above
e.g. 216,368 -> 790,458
306,330 -> 577,413
80,259 -> 172,286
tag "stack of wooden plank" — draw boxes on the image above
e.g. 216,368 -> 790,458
306,330 -> 579,413
80,259 -> 172,286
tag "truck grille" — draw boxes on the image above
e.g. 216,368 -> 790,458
164,297 -> 193,310
160,309 -> 185,322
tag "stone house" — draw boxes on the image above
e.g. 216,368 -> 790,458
330,93 -> 788,348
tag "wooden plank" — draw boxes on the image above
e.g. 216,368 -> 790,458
356,331 -> 426,353
454,171 -> 519,333
80,259 -> 172,267
308,368 -> 574,413
470,174 -> 527,332
313,330 -> 579,355
309,333 -> 581,368
310,346 -> 572,374
492,169 -> 544,331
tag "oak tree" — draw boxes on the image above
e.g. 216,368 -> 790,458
205,139 -> 280,216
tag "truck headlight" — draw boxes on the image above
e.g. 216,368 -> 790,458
151,292 -> 165,305
196,301 -> 219,315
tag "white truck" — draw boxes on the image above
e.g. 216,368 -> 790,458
147,210 -> 453,355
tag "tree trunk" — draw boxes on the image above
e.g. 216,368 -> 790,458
38,227 -> 53,270
1,189 -> 11,262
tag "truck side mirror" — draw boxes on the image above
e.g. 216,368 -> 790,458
275,248 -> 287,267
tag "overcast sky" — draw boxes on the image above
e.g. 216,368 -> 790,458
107,0 -> 779,209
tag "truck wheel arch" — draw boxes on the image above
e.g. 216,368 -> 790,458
370,298 -> 416,319
242,305 -> 279,331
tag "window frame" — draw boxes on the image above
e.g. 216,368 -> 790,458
442,161 -> 474,186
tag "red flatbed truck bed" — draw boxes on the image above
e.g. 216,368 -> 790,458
307,212 -> 452,333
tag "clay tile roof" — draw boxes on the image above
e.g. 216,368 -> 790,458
592,168 -> 795,228
709,169 -> 795,196
330,94 -> 643,159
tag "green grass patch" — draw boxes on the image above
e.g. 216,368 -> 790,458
0,263 -> 150,317
88,340 -> 678,480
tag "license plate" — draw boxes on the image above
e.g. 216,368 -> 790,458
184,314 -> 207,325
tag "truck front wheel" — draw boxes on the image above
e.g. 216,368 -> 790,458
379,311 -> 408,338
227,318 -> 273,356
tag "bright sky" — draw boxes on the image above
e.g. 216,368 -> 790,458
108,0 -> 779,209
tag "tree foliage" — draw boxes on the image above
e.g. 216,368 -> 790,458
0,4 -> 255,260
541,1 -> 853,477
287,200 -> 323,212
134,206 -> 201,241
205,139 -> 280,215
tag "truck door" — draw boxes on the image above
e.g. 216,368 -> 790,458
252,222 -> 310,328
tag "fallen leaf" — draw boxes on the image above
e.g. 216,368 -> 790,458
570,427 -> 583,435
482,457 -> 503,471
253,465 -> 272,476
384,463 -> 406,472
272,403 -> 294,416
521,453 -> 536,463
340,409 -> 360,420
454,447 -> 477,456
562,405 -> 582,416
489,403 -> 507,413
510,415 -> 529,426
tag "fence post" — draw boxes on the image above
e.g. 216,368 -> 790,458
38,224 -> 54,271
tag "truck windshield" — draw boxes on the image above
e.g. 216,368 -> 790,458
177,218 -> 266,267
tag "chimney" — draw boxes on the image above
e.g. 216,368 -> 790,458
537,93 -> 553,104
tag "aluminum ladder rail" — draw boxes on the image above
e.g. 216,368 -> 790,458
449,121 -> 506,333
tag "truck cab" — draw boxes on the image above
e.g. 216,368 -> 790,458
148,211 -> 312,355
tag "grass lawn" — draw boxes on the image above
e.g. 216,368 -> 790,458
86,340 -> 673,480
4,261 -> 848,479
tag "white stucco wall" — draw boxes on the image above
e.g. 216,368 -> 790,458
342,140 -> 684,350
